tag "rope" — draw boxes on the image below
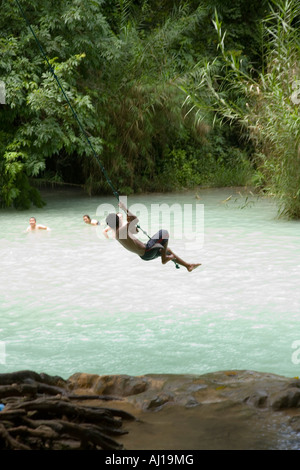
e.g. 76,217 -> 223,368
15,0 -> 180,269
15,0 -> 119,202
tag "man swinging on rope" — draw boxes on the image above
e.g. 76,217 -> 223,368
105,201 -> 201,272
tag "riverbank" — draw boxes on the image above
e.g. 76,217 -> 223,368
68,369 -> 300,450
1,369 -> 300,450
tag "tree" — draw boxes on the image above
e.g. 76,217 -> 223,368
0,0 -> 105,208
181,0 -> 300,218
0,0 -> 272,208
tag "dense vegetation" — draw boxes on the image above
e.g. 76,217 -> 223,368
0,0 -> 299,217
182,0 -> 300,218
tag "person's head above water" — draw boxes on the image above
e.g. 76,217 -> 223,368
106,213 -> 121,231
83,215 -> 91,224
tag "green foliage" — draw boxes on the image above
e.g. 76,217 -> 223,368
181,0 -> 300,218
81,2 -> 211,195
0,0 -> 104,208
0,0 -> 270,209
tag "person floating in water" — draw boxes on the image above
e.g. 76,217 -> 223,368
26,217 -> 50,231
83,214 -> 100,226
105,201 -> 201,272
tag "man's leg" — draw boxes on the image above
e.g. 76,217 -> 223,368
160,242 -> 201,272
160,241 -> 175,264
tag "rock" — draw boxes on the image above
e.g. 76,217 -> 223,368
270,387 -> 300,410
147,393 -> 173,410
68,373 -> 148,397
67,369 -> 300,450
244,389 -> 269,408
2,369 -> 300,449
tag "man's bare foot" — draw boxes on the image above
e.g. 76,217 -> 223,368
187,263 -> 201,272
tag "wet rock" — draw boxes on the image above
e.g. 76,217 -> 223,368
147,393 -> 173,410
271,388 -> 300,410
67,370 -> 300,449
4,369 -> 299,450
244,390 -> 269,408
69,373 -> 148,397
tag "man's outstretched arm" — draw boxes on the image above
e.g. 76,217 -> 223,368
119,201 -> 137,219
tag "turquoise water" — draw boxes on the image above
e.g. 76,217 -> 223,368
0,187 -> 300,380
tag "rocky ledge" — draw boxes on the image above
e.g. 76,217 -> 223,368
68,369 -> 300,450
1,369 -> 300,450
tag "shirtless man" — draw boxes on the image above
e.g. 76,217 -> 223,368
26,217 -> 50,231
105,201 -> 201,272
103,212 -> 123,239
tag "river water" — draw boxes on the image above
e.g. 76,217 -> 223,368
0,187 -> 300,380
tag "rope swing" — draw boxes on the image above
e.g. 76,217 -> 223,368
15,0 -> 180,269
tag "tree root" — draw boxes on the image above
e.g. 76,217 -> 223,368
0,371 -> 135,450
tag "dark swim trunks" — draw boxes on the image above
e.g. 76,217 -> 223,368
140,229 -> 169,261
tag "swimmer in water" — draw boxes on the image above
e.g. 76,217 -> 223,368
83,214 -> 100,226
105,201 -> 201,272
26,217 -> 50,231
